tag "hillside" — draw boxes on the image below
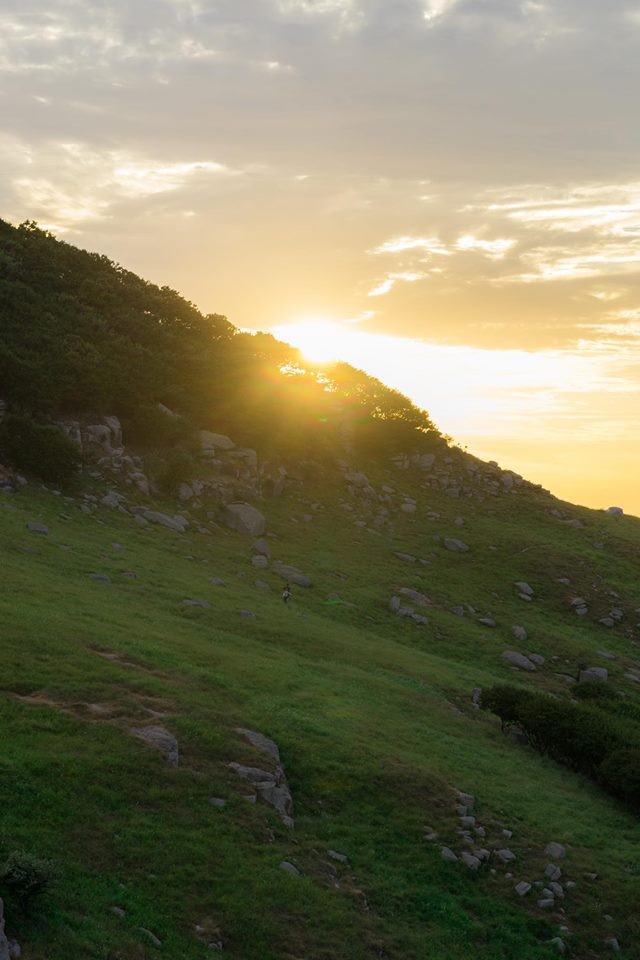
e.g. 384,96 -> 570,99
1,222 -> 640,960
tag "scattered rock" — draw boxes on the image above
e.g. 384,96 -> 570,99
223,502 -> 266,536
545,864 -> 562,881
457,791 -> 475,808
440,847 -> 458,863
496,849 -> 516,863
512,625 -> 528,642
130,725 -> 179,766
279,861 -> 300,876
514,581 -> 534,597
461,851 -> 481,870
579,667 -> 608,683
502,650 -> 536,671
478,617 -> 496,627
239,609 -> 256,619
26,521 -> 48,535
537,898 -> 555,909
604,937 -> 620,952
143,510 -> 188,533
544,842 -> 566,859
394,552 -> 416,564
209,577 -> 226,586
398,587 -> 430,605
443,538 -> 470,553
515,881 -> 531,896
89,573 -> 111,583
111,906 -> 126,918
253,537 -> 271,558
327,850 -> 348,863
251,555 -> 269,568
182,598 -> 210,608
548,937 -> 566,954
209,798 -> 226,808
605,506 -> 623,517
139,928 -> 162,947
528,653 -> 545,666
389,596 -> 401,613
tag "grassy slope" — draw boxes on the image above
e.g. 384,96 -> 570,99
1,464 -> 640,960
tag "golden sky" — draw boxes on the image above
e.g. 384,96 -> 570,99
2,0 -> 639,514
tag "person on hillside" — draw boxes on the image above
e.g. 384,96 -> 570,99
282,583 -> 292,604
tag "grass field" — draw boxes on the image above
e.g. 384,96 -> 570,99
2,463 -> 640,959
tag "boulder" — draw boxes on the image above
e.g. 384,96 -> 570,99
26,521 -> 48,535
101,491 -> 125,508
143,510 -> 188,532
398,587 -> 430,606
400,502 -> 417,514
200,430 -> 235,452
443,538 -> 470,553
272,561 -> 311,587
461,851 -> 481,870
502,650 -> 536,672
251,555 -> 269,568
236,728 -> 280,761
579,667 -> 608,683
544,841 -> 566,859
253,537 -> 271,559
528,653 -> 545,666
440,847 -> 458,863
515,881 -> 531,896
496,849 -> 516,863
130,725 -> 179,766
279,861 -> 299,876
606,506 -> 623,517
178,483 -> 194,502
514,581 -> 534,596
512,625 -> 528,642
223,502 -> 266,536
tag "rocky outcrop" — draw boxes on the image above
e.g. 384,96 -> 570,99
230,728 -> 293,826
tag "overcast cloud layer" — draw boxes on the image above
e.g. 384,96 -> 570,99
2,0 -> 640,510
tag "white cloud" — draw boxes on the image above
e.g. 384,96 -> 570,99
368,271 -> 426,296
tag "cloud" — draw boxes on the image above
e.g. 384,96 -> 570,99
0,136 -> 233,231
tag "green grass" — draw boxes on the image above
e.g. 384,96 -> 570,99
1,468 -> 640,959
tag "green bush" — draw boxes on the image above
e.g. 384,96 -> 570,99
156,450 -> 195,496
0,851 -> 56,902
0,413 -> 81,483
598,748 -> 640,810
482,683 -> 640,810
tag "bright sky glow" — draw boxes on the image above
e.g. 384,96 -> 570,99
2,0 -> 640,513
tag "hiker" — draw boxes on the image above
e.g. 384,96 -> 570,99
282,583 -> 292,604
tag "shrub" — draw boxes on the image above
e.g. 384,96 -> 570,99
598,748 -> 640,811
480,685 -> 531,730
0,413 -> 80,483
0,851 -> 57,902
155,450 -> 195,496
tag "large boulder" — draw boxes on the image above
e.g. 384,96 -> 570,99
199,430 -> 235,452
223,502 -> 266,536
502,650 -> 536,672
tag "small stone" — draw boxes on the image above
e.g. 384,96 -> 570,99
496,849 -> 516,863
545,864 -> 562,881
538,898 -> 555,909
514,581 -> 534,596
461,851 -> 481,870
528,653 -> 545,666
479,617 -> 496,627
456,791 -> 475,808
111,906 -> 126,917
502,829 -> 513,838
89,573 -> 111,583
459,815 -> 476,828
209,797 -> 226,808
139,928 -> 162,947
182,598 -> 210,608
548,881 -> 564,898
579,667 -> 608,683
239,609 -> 256,618
209,577 -> 226,586
502,650 -> 536,671
512,625 -> 528,642
515,881 -> 531,896
440,846 -> 458,862
443,538 -> 470,553
328,850 -> 348,863
544,842 -> 566,859
26,521 -> 48,534
279,861 -> 300,876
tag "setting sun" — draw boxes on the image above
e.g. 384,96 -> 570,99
284,318 -> 342,364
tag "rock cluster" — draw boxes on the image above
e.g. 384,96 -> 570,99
229,728 -> 294,827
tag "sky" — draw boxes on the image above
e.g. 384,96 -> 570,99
1,0 -> 639,514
